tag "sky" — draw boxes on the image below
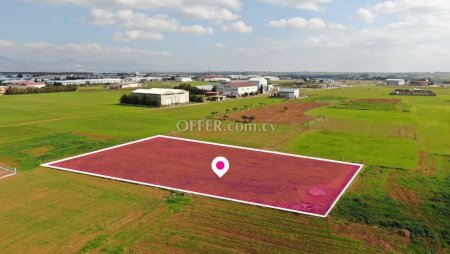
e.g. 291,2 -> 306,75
0,0 -> 450,72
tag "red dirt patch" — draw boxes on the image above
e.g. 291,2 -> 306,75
44,136 -> 362,217
228,102 -> 327,125
353,98 -> 402,104
416,151 -> 437,175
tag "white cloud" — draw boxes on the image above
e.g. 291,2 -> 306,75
0,39 -> 17,48
258,0 -> 331,11
213,42 -> 226,49
222,21 -> 253,33
8,40 -> 170,58
90,9 -> 178,32
269,17 -> 326,29
329,22 -> 347,30
113,31 -> 164,41
355,8 -> 376,23
179,25 -> 214,35
27,0 -> 240,22
89,9 -> 217,40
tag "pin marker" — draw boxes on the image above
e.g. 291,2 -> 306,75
211,156 -> 229,178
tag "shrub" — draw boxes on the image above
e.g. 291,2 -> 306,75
174,84 -> 205,95
119,94 -> 160,107
189,94 -> 204,103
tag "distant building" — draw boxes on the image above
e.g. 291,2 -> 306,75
0,86 -> 6,95
176,77 -> 193,82
248,77 -> 268,92
217,82 -> 258,97
197,84 -> 215,91
409,79 -> 429,86
132,88 -> 189,106
86,79 -> 122,85
264,76 -> 280,82
203,76 -> 231,82
278,88 -> 300,99
386,79 -> 405,85
110,83 -> 141,89
53,79 -> 121,86
7,81 -> 46,89
314,78 -> 335,83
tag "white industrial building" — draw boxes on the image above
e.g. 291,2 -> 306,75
53,79 -> 122,86
278,88 -> 300,99
197,84 -> 215,91
132,88 -> 189,106
176,77 -> 193,82
386,79 -> 406,85
264,76 -> 280,82
249,77 -> 268,92
217,82 -> 258,97
124,76 -> 163,82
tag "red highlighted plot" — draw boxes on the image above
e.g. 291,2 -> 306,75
42,135 -> 363,217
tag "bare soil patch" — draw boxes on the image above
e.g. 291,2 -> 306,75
29,146 -> 52,157
228,101 -> 327,125
73,131 -> 114,141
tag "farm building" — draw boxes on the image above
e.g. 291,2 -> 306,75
249,77 -> 268,92
197,84 -> 215,91
386,79 -> 405,85
217,82 -> 258,97
278,88 -> 300,99
131,88 -> 189,106
176,77 -> 193,82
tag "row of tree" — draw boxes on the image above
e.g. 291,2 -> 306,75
120,94 -> 161,106
173,84 -> 206,95
4,85 -> 78,95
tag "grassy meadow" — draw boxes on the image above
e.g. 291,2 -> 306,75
0,85 -> 448,253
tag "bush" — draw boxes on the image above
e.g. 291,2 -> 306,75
189,94 -> 204,103
5,85 -> 78,95
174,84 -> 205,95
119,94 -> 160,107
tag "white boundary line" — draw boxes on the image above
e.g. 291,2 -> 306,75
41,135 -> 364,218
0,167 -> 17,180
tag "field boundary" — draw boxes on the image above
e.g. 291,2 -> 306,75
0,166 -> 17,179
42,135 -> 364,218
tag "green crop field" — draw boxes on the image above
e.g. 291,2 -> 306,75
0,85 -> 448,253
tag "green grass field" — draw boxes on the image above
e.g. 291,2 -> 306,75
0,85 -> 448,253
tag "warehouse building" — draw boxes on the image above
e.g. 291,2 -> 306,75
386,79 -> 405,85
217,82 -> 258,97
249,77 -> 268,92
131,88 -> 189,106
278,88 -> 300,99
176,77 -> 193,82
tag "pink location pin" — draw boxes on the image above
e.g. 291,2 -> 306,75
211,156 -> 230,178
